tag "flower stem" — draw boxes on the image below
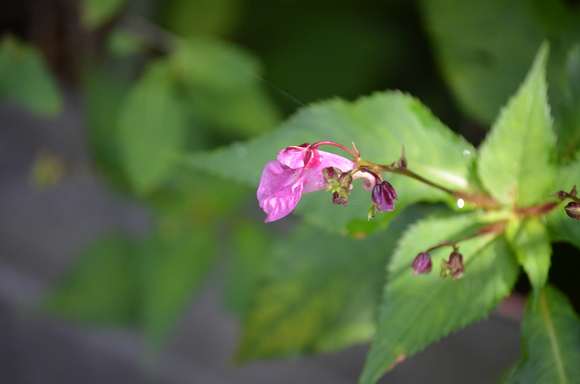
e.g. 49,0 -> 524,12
377,164 -> 499,210
312,141 -> 500,209
424,221 -> 507,253
310,141 -> 360,159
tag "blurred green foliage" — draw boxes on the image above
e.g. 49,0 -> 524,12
0,36 -> 62,115
2,0 -> 578,382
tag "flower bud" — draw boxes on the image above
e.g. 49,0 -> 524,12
565,202 -> 580,220
411,252 -> 432,275
372,181 -> 398,212
440,251 -> 465,281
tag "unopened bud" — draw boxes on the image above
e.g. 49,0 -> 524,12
441,251 -> 465,281
565,202 -> 580,220
372,181 -> 398,212
411,252 -> 432,275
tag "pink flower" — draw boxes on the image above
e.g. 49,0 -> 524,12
257,145 -> 355,222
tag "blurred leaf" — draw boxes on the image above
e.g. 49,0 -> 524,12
107,30 -> 143,57
140,223 -> 214,349
147,166 -> 251,219
422,0 -> 580,125
0,36 -> 62,115
506,219 -> 552,303
173,38 -> 259,91
188,91 -> 477,235
43,235 -> 138,326
224,221 -> 273,318
84,66 -> 131,190
546,154 -> 580,249
237,205 -> 429,361
171,38 -> 280,139
162,0 -> 241,37
505,285 -> 580,384
118,60 -> 186,195
555,44 -> 580,160
81,0 -> 127,29
360,213 -> 519,384
478,43 -> 556,208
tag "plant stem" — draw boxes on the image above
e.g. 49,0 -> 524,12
424,220 -> 507,254
376,164 -> 499,210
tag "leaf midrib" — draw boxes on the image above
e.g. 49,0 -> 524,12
540,290 -> 568,384
514,71 -> 544,207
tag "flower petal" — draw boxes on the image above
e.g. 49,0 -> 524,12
278,146 -> 311,169
257,161 -> 304,222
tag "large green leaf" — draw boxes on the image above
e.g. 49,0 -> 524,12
0,37 -> 62,116
546,154 -> 580,249
422,0 -> 580,125
555,45 -> 580,160
236,205 -> 429,362
505,285 -> 580,384
188,91 -> 477,234
359,213 -> 519,384
43,235 -> 138,326
140,223 -> 214,349
506,219 -> 552,303
478,44 -> 556,209
118,60 -> 187,195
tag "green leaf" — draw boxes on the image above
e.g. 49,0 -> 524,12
81,0 -> 127,29
173,38 -> 259,92
422,0 -> 580,124
506,218 -> 552,303
0,36 -> 62,116
43,235 -> 138,326
546,155 -> 580,249
478,43 -> 556,208
555,45 -> 580,160
224,221 -> 273,318
162,0 -> 241,37
505,285 -> 580,384
360,213 -> 519,384
140,223 -> 214,349
106,30 -> 143,57
237,205 -> 430,362
83,66 -> 131,190
118,60 -> 187,195
188,91 -> 477,234
171,38 -> 280,139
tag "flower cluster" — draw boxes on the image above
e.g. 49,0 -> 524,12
257,142 -> 398,222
